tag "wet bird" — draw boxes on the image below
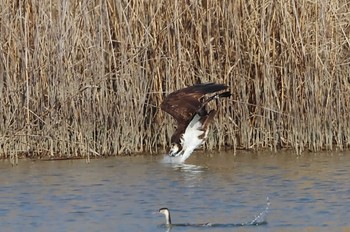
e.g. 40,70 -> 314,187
157,208 -> 210,227
158,208 -> 172,226
161,83 -> 231,163
156,205 -> 269,228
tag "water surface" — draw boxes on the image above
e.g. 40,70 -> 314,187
0,150 -> 350,232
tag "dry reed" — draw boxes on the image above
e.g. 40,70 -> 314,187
0,0 -> 349,158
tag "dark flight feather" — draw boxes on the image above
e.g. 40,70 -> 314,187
161,83 -> 230,145
161,83 -> 228,125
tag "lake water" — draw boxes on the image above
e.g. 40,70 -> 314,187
0,150 -> 350,232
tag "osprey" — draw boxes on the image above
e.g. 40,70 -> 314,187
161,83 -> 230,163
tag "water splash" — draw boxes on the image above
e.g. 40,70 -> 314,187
161,155 -> 187,164
160,156 -> 205,174
249,196 -> 270,225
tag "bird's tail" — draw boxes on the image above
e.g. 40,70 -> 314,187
217,91 -> 231,98
197,91 -> 231,116
203,91 -> 231,105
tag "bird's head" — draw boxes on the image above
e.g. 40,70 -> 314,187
168,143 -> 183,156
158,208 -> 171,225
158,207 -> 170,215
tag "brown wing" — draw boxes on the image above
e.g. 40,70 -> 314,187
161,83 -> 228,125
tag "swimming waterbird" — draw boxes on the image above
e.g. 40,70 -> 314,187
157,207 -> 210,227
156,205 -> 269,228
161,83 -> 230,163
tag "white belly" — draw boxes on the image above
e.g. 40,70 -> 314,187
162,114 -> 207,164
179,114 -> 206,162
182,114 -> 205,150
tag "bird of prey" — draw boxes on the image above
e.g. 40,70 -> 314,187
161,83 -> 230,163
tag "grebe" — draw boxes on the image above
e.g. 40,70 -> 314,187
161,83 -> 230,163
157,207 -> 210,227
158,208 -> 172,226
157,199 -> 270,228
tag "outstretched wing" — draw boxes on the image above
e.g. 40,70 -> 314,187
161,83 -> 228,125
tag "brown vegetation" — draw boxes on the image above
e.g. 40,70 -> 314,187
1,0 -> 350,159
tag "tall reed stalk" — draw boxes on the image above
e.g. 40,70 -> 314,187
0,0 -> 349,158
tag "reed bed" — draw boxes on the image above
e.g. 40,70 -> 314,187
0,0 -> 349,159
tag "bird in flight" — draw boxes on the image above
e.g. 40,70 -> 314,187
161,83 -> 230,163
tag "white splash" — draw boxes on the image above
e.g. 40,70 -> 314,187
249,197 -> 270,225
